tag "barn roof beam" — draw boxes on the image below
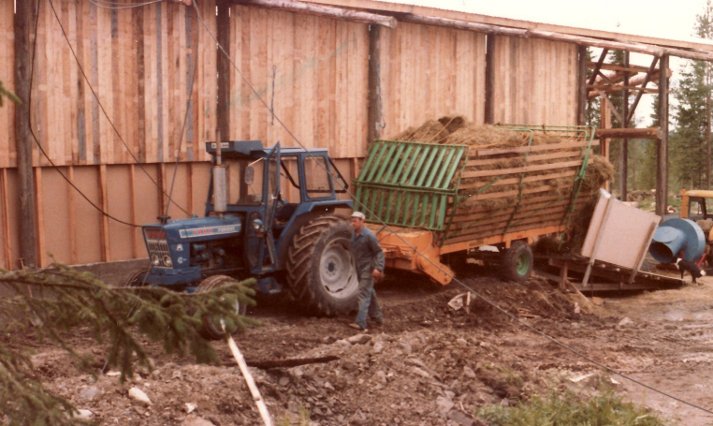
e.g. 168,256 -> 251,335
234,0 -> 397,28
396,13 -> 713,62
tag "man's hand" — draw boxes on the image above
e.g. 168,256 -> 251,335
372,269 -> 384,282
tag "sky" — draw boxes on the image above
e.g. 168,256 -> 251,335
383,0 -> 712,125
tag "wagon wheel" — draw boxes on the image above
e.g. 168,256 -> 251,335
500,241 -> 533,283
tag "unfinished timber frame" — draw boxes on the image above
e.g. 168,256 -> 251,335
4,0 -> 711,269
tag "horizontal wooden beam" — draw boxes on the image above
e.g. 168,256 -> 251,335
595,127 -> 662,140
305,0 -> 713,59
586,62 -> 652,74
398,14 -> 713,61
236,0 -> 397,28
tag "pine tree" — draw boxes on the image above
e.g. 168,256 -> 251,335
671,0 -> 713,189
0,265 -> 255,425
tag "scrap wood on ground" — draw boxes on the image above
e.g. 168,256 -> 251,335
386,115 -> 614,250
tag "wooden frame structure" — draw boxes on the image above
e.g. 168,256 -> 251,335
5,0 -> 712,269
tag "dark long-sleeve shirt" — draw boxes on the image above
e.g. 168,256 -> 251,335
352,227 -> 385,279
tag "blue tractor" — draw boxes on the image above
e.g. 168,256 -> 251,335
130,140 -> 359,319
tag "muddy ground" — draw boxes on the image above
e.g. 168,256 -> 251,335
7,264 -> 713,425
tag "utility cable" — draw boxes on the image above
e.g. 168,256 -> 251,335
88,0 -> 163,10
48,0 -> 192,217
190,1 -> 713,416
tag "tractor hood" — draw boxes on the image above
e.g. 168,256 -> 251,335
143,215 -> 242,244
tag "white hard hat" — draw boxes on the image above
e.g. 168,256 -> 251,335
351,211 -> 366,220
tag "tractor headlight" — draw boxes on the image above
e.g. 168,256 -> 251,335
162,255 -> 173,267
151,254 -> 161,266
252,218 -> 264,232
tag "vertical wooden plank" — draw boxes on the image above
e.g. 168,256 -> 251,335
0,0 -> 15,167
89,2 -> 102,164
484,33 -> 495,124
158,163 -> 167,218
129,164 -> 138,258
186,163 -> 194,216
217,0 -> 231,141
34,168 -> 44,267
67,166 -> 78,264
0,169 -> 12,268
131,5 -> 146,162
367,25 -> 383,145
14,0 -> 39,267
99,164 -> 109,261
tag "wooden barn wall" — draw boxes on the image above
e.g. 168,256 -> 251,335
0,3 -> 581,269
225,5 -> 369,158
379,23 -> 487,137
34,163 -> 212,267
491,36 -> 578,125
15,0 -> 217,168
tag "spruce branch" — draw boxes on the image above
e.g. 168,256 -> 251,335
0,264 -> 256,425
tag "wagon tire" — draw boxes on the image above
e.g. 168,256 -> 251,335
500,241 -> 533,283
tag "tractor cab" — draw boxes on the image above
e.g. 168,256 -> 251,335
680,189 -> 713,222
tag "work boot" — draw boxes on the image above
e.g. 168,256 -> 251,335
348,322 -> 368,332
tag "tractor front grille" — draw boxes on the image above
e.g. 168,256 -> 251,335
143,227 -> 172,268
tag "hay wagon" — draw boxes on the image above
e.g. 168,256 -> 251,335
353,123 -> 602,284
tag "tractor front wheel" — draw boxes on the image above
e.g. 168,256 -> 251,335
196,275 -> 247,340
286,215 -> 359,316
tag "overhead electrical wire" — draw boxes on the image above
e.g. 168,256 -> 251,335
189,0 -> 713,416
88,0 -> 163,10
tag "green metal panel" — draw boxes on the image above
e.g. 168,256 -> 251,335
354,140 -> 467,231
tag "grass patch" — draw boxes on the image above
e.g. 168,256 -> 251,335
477,390 -> 664,426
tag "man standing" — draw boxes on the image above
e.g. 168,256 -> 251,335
349,211 -> 385,332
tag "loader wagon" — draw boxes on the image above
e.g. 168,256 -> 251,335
353,124 -> 600,284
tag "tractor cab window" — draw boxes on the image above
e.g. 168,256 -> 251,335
304,155 -> 332,199
689,197 -> 708,221
222,158 -> 265,205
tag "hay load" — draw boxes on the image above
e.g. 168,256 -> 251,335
367,115 -> 613,247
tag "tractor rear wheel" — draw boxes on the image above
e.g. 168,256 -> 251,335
196,275 -> 247,340
500,241 -> 533,283
286,215 -> 359,316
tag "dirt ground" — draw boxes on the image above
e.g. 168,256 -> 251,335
9,264 -> 713,425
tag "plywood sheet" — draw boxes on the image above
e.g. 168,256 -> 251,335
581,191 -> 660,269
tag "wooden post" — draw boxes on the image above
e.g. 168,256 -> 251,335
619,51 -> 629,201
484,34 -> 495,124
576,45 -> 587,125
599,93 -> 611,192
216,0 -> 231,141
367,24 -> 383,144
656,55 -> 669,216
14,0 -> 39,268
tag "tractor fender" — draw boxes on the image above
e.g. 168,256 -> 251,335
274,201 -> 352,271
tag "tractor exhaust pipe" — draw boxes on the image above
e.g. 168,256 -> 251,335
213,130 -> 228,214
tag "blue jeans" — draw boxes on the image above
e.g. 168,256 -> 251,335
354,275 -> 382,329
